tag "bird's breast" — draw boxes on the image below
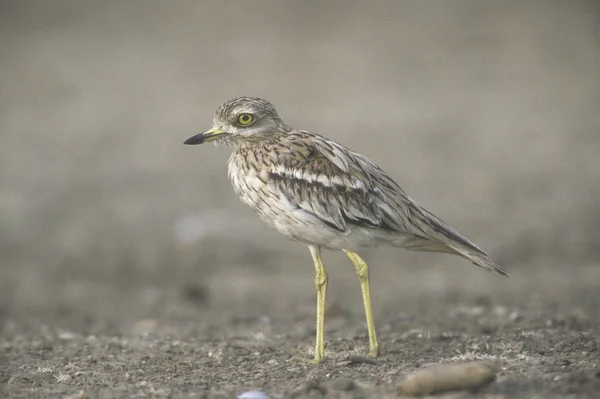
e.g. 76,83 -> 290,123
228,151 -> 275,213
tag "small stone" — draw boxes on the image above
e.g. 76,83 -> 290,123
335,360 -> 352,367
401,329 -> 423,339
508,311 -> 522,322
237,391 -> 270,399
397,361 -> 497,396
58,330 -> 78,340
347,354 -> 377,365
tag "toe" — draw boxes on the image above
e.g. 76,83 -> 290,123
295,356 -> 323,365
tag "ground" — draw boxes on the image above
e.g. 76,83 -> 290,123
1,1 -> 599,398
2,258 -> 599,398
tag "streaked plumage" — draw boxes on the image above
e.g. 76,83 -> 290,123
185,96 -> 507,363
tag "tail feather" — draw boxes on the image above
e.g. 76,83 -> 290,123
400,237 -> 509,277
400,237 -> 458,254
449,245 -> 509,276
393,202 -> 509,276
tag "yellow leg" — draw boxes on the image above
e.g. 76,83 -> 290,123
344,250 -> 379,358
297,245 -> 328,364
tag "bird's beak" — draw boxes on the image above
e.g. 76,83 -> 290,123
184,127 -> 225,145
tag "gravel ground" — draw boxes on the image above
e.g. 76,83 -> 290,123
1,1 -> 599,398
2,263 -> 599,398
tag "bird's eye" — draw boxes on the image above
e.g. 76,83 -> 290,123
238,113 -> 254,126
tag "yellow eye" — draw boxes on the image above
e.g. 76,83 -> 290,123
238,113 -> 254,126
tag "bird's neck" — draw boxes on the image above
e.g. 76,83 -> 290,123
228,131 -> 289,150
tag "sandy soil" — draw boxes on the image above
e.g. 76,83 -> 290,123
1,1 -> 599,398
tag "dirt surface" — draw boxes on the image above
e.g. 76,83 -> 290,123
2,265 -> 600,398
1,1 -> 600,398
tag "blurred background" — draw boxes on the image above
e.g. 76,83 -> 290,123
1,0 -> 599,333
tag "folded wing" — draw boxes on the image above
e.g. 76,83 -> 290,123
268,131 -> 508,276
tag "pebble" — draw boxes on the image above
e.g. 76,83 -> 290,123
397,361 -> 497,395
237,391 -> 270,399
347,354 -> 377,365
58,330 -> 78,341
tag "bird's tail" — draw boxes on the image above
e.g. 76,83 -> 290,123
400,237 -> 509,277
448,245 -> 509,277
398,203 -> 509,276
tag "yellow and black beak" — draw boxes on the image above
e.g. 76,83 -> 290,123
184,127 -> 225,145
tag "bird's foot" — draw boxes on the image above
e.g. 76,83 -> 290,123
367,346 -> 379,359
295,355 -> 323,365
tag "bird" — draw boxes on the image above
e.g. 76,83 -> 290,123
184,96 -> 508,364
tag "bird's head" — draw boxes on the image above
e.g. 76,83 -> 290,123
184,97 -> 289,146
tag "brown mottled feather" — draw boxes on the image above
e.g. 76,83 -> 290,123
195,96 -> 508,276
187,96 -> 507,363
228,129 -> 507,276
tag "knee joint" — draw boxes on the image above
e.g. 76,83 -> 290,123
315,270 -> 328,289
355,263 -> 369,281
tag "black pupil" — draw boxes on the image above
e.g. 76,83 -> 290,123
241,115 -> 250,122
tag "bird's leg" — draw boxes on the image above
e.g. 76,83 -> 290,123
297,245 -> 328,364
344,250 -> 379,359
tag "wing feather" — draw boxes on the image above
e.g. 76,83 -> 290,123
266,131 -> 507,275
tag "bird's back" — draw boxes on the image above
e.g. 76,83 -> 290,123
228,130 -> 508,276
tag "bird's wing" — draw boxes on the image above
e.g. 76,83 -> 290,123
268,131 -> 493,254
266,132 -> 385,233
267,131 -> 508,276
